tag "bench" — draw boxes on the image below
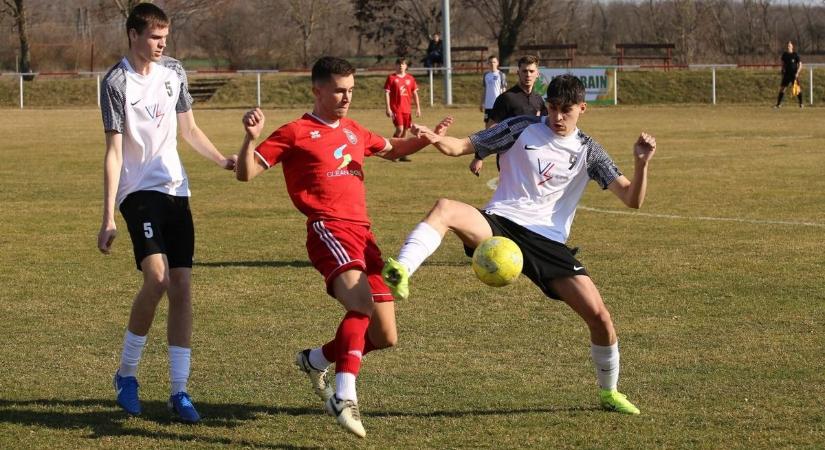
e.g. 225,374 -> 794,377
450,46 -> 488,72
615,43 -> 675,70
517,44 -> 577,67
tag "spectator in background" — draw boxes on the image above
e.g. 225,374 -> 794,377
480,55 -> 507,128
385,57 -> 421,162
424,32 -> 443,68
775,41 -> 803,109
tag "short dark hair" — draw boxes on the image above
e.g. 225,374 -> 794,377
126,3 -> 169,46
488,55 -> 498,62
311,56 -> 356,84
395,57 -> 409,65
517,55 -> 539,68
545,74 -> 585,105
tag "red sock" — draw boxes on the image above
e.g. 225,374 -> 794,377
323,329 -> 377,363
335,311 -> 370,375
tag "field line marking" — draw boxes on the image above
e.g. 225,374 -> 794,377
578,206 -> 825,228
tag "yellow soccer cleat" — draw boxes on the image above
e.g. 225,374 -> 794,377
381,257 -> 410,300
599,389 -> 640,415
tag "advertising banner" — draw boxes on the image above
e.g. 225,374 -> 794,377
533,68 -> 614,105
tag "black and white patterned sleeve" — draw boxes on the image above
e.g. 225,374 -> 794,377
583,134 -> 623,189
469,115 -> 542,159
100,66 -> 126,133
163,57 -> 193,113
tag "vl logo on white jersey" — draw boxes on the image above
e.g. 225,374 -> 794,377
145,103 -> 165,128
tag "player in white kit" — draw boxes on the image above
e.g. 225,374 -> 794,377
384,74 -> 656,415
97,3 -> 236,423
480,55 -> 507,127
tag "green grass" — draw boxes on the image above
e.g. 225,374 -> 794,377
0,105 -> 824,448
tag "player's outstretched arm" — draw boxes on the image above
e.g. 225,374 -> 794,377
377,116 -> 455,160
607,132 -> 656,209
177,110 -> 237,170
416,116 -> 474,157
430,134 -> 475,157
236,108 -> 268,182
98,132 -> 123,254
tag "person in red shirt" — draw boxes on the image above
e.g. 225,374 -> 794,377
384,57 -> 421,161
236,56 -> 450,438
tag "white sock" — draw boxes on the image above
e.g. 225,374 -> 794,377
397,222 -> 443,275
119,330 -> 147,378
335,372 -> 357,402
591,342 -> 620,391
169,346 -> 191,395
309,347 -> 331,370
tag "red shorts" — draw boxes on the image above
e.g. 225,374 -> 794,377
392,111 -> 412,129
306,220 -> 394,302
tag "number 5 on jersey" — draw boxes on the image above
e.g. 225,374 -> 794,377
143,222 -> 154,239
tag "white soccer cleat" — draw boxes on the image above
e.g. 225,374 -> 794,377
294,349 -> 334,402
325,394 -> 366,438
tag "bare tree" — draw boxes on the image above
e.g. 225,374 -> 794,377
2,0 -> 32,76
286,0 -> 326,68
461,0 -> 539,65
352,0 -> 441,59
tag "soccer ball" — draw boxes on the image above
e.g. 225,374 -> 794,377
472,236 -> 523,287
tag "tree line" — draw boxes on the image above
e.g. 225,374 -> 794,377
3,0 -> 825,74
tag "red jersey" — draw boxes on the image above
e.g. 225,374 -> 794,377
384,73 -> 418,113
255,113 -> 389,226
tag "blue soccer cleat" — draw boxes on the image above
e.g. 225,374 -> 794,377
168,391 -> 201,423
113,371 -> 141,415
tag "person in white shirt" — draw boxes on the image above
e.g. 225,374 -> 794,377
97,3 -> 235,423
383,74 -> 655,416
479,55 -> 507,127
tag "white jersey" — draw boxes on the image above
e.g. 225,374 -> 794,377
482,70 -> 507,109
100,56 -> 194,206
469,116 -> 622,244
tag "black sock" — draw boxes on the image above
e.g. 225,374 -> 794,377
777,92 -> 784,106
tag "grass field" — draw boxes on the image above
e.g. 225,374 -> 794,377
0,105 -> 823,449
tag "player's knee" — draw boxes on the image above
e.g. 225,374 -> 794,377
586,308 -> 613,332
429,198 -> 456,221
371,332 -> 398,350
346,299 -> 375,317
142,272 -> 170,296
381,331 -> 398,349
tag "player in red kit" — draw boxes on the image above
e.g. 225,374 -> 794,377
236,56 -> 450,438
384,57 -> 420,161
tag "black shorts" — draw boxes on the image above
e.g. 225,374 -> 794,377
464,211 -> 588,300
119,190 -> 194,271
781,74 -> 797,88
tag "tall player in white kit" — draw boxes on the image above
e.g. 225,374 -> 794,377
97,3 -> 236,423
479,55 -> 507,127
383,74 -> 656,415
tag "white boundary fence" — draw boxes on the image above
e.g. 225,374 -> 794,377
4,64 -> 825,109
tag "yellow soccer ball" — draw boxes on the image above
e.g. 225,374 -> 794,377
472,236 -> 523,287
